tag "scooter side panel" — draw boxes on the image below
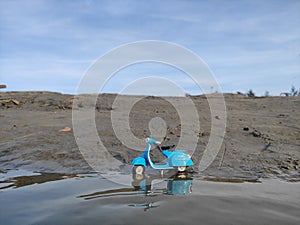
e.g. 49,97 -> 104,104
186,158 -> 194,166
168,153 -> 193,167
162,150 -> 173,157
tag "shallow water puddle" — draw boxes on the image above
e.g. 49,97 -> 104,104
0,170 -> 299,225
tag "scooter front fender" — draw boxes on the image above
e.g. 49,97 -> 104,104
132,157 -> 147,167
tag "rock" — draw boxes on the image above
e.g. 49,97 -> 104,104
278,114 -> 288,117
59,127 -> 72,132
251,130 -> 261,137
164,136 -> 170,141
280,164 -> 291,170
286,158 -> 292,163
198,131 -> 205,137
243,127 -> 249,131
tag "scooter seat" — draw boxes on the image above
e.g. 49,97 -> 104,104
161,145 -> 175,150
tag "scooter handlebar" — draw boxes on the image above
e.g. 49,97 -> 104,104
146,137 -> 161,145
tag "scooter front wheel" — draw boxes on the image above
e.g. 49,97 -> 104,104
177,166 -> 187,172
133,165 -> 145,175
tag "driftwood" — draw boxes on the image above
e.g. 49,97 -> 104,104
0,99 -> 20,105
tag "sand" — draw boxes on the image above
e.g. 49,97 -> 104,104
0,91 -> 299,180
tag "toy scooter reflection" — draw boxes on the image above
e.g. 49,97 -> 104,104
129,173 -> 193,211
132,137 -> 193,174
131,173 -> 193,196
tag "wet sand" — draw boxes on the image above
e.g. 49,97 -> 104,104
0,91 -> 299,180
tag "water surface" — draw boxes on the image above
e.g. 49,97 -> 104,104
0,170 -> 299,225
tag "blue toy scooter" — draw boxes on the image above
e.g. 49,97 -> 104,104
132,137 -> 193,174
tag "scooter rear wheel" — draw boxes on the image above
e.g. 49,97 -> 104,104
133,165 -> 145,175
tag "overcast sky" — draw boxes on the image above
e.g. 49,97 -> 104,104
0,0 -> 299,96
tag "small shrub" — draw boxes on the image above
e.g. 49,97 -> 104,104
246,89 -> 255,97
290,86 -> 299,96
264,91 -> 270,97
